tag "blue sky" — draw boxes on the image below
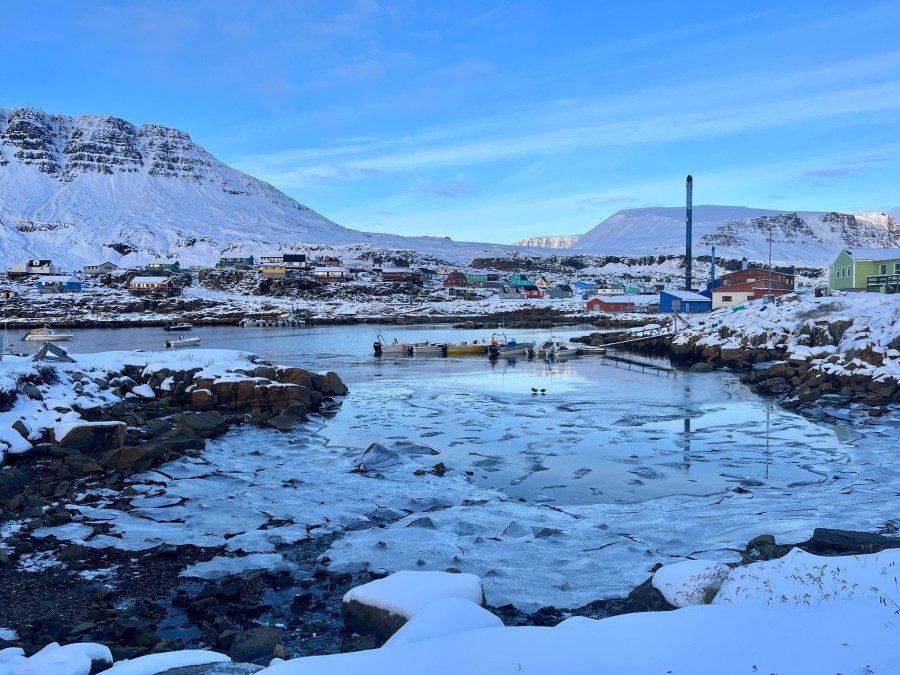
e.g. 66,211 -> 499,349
3,1 -> 900,243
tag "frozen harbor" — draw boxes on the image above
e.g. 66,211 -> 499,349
28,324 -> 900,611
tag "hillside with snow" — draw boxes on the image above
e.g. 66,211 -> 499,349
0,108 -> 546,271
573,206 -> 900,267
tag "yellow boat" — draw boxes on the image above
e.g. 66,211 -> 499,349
447,341 -> 488,356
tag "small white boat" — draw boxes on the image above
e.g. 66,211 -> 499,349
373,332 -> 428,356
536,338 -> 579,359
24,326 -> 74,342
576,345 -> 607,356
411,342 -> 448,356
164,336 -> 201,348
164,322 -> 193,332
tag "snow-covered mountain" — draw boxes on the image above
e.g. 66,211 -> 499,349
0,108 -> 544,271
512,235 -> 581,249
573,206 -> 900,266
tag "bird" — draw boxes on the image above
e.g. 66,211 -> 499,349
531,388 -> 538,395
540,389 -> 546,395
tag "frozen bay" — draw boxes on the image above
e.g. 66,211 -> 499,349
34,324 -> 900,610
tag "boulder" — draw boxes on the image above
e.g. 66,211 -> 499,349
800,528 -> 900,555
172,411 -> 227,439
278,367 -> 313,388
342,570 -> 484,644
54,422 -> 125,453
228,626 -> 283,664
312,371 -> 348,397
64,454 -> 103,474
99,435 -> 204,472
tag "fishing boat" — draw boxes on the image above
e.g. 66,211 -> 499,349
576,345 -> 607,356
411,342 -> 448,356
164,336 -> 201,348
446,341 -> 487,356
373,332 -> 427,356
23,325 -> 74,341
488,333 -> 535,358
163,322 -> 193,332
536,337 -> 579,359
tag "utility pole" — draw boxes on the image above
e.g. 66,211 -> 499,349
685,175 -> 693,292
767,221 -> 773,302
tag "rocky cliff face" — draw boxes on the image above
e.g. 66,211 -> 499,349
0,107 -> 353,270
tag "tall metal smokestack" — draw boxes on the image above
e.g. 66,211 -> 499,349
685,175 -> 693,292
711,245 -> 716,289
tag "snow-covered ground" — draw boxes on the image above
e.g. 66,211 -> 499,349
4,548 -> 898,674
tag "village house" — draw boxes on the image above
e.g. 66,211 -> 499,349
7,259 -> 61,277
587,296 -> 634,313
147,260 -> 180,272
260,262 -> 287,278
218,255 -> 254,268
283,253 -> 309,271
509,274 -> 536,290
499,287 -> 526,300
828,248 -> 900,293
37,276 -> 82,293
572,279 -> 598,295
260,255 -> 284,265
448,287 -> 487,300
549,284 -> 574,299
659,290 -> 711,314
83,261 -> 118,275
443,272 -> 470,288
417,267 -> 436,283
312,266 -> 348,281
707,267 -> 795,309
382,268 -> 423,284
315,256 -> 343,268
0,289 -> 17,300
129,276 -> 178,297
534,275 -> 553,290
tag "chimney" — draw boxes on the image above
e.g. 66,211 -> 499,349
742,257 -> 748,271
685,175 -> 693,292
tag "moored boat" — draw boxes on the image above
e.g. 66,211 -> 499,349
576,345 -> 607,356
488,333 -> 535,358
164,336 -> 201,348
447,341 -> 487,356
411,342 -> 448,356
164,322 -> 193,332
536,337 -> 579,359
23,325 -> 74,341
373,332 -> 428,356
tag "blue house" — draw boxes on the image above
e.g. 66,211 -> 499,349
659,290 -> 711,313
573,279 -> 598,292
37,275 -> 82,293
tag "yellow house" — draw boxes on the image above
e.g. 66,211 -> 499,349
261,263 -> 287,278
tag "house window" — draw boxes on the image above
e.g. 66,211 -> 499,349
895,263 -> 900,274
722,295 -> 732,302
880,264 -> 888,275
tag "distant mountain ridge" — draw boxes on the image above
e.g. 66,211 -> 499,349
572,206 -> 900,266
512,235 -> 581,249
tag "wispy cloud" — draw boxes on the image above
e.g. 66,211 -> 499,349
410,179 -> 475,199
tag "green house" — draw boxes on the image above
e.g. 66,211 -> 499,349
148,259 -> 180,272
828,248 -> 900,292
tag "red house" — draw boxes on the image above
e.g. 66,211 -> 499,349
587,296 -> 635,313
382,268 -> 423,283
443,272 -> 469,288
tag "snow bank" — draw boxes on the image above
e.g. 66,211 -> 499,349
343,570 -> 484,619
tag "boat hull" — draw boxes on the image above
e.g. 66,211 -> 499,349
164,338 -> 201,348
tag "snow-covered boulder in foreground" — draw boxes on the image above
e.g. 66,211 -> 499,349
341,570 -> 485,643
254,549 -> 900,674
651,559 -> 731,608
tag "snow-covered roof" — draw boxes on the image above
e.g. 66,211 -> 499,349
38,275 -> 78,283
130,276 -> 170,284
591,295 -> 635,304
663,290 -> 710,301
843,248 -> 900,261
382,268 -> 419,274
